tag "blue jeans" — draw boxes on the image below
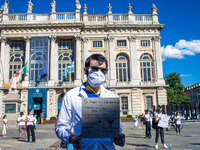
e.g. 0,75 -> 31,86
176,124 -> 181,134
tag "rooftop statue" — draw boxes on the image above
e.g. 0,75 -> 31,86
27,0 -> 34,13
75,0 -> 81,12
3,0 -> 9,14
51,0 -> 56,13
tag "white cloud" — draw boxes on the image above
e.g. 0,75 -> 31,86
161,40 -> 200,61
180,74 -> 192,77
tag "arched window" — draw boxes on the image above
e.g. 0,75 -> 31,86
58,40 -> 74,82
9,41 -> 25,80
116,54 -> 129,82
140,53 -> 154,81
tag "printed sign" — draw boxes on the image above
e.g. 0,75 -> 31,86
157,115 -> 171,128
82,98 -> 120,138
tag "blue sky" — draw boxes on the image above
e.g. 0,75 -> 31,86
2,0 -> 200,87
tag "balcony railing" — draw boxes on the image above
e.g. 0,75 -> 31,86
2,13 -> 156,24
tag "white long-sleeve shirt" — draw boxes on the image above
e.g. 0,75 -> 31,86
55,82 -> 122,150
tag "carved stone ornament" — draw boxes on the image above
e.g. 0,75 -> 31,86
83,4 -> 87,14
151,4 -> 158,15
82,37 -> 89,43
128,36 -> 137,42
24,35 -> 31,43
51,0 -> 56,13
0,36 -> 7,43
49,35 -> 57,42
107,3 -> 112,14
27,0 -> 34,13
105,35 -> 114,42
128,3 -> 132,14
153,36 -> 161,42
74,35 -> 82,41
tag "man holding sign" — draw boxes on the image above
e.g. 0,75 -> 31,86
56,54 -> 125,150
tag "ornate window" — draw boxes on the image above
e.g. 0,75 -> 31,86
146,96 -> 153,109
121,96 -> 128,115
9,41 -> 25,80
117,40 -> 126,47
30,37 -> 49,82
58,40 -> 74,82
116,54 -> 129,82
140,53 -> 154,81
141,40 -> 150,47
93,41 -> 102,47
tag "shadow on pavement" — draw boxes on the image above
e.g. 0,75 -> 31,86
126,143 -> 153,148
190,143 -> 200,145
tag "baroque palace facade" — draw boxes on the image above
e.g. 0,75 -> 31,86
0,0 -> 167,121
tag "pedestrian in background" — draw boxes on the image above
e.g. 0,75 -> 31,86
2,115 -> 8,137
25,109 -> 36,143
33,113 -> 37,130
141,114 -> 145,130
154,106 -> 168,149
144,109 -> 152,139
17,112 -> 27,139
175,112 -> 182,135
133,115 -> 141,129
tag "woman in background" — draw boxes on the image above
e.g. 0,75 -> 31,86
175,112 -> 182,135
25,109 -> 35,143
155,106 -> 168,149
2,115 -> 8,137
144,109 -> 152,139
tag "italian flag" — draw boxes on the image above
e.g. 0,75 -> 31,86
15,62 -> 28,77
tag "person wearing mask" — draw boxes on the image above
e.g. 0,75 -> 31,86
155,106 -> 168,149
17,112 -> 27,139
25,109 -> 36,143
144,109 -> 152,139
2,115 -> 8,137
56,54 -> 125,150
175,112 -> 182,135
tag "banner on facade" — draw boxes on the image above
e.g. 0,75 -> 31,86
82,97 -> 120,138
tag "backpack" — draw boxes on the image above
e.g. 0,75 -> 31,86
152,117 -> 158,129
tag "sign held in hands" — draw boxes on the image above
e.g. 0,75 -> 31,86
82,98 -> 120,138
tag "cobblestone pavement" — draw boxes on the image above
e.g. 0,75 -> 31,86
0,122 -> 200,150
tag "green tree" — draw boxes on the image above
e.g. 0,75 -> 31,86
164,72 -> 191,104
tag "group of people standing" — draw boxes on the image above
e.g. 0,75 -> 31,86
2,109 -> 37,143
133,106 -> 184,149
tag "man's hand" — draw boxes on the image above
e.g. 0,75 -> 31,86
114,133 -> 125,147
69,134 -> 82,149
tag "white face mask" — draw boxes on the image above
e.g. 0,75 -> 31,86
87,69 -> 106,87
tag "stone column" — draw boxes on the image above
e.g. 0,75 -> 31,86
22,36 -> 31,87
82,37 -> 88,81
74,35 -> 82,85
4,39 -> 10,84
48,35 -> 57,86
154,36 -> 165,84
0,36 -> 7,86
106,36 -> 115,86
128,36 -> 140,85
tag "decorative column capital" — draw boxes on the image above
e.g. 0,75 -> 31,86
153,36 -> 161,42
49,35 -> 57,42
105,36 -> 114,43
128,36 -> 137,42
82,37 -> 89,43
0,36 -> 7,43
24,35 -> 31,43
74,35 -> 82,41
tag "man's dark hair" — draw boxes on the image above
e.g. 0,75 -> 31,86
85,54 -> 108,69
20,112 -> 23,116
